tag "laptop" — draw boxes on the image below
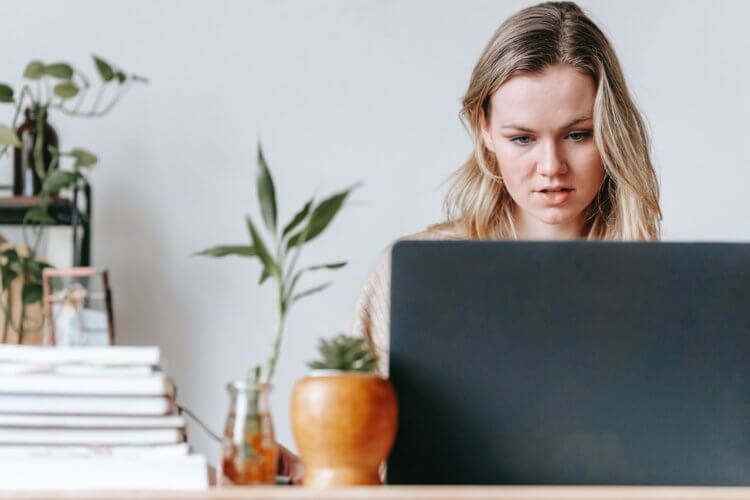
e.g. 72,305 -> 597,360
387,241 -> 750,485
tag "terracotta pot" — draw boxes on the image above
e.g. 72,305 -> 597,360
291,371 -> 398,487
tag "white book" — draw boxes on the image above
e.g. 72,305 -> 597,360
0,455 -> 208,490
0,373 -> 172,396
0,394 -> 173,415
0,427 -> 184,445
0,363 -> 154,376
0,345 -> 160,366
0,414 -> 185,428
0,442 -> 189,459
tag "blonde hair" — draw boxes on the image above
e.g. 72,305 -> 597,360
443,1 -> 661,240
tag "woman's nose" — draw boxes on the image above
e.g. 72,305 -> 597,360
536,142 -> 568,177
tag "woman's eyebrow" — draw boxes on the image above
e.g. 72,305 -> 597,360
499,116 -> 592,132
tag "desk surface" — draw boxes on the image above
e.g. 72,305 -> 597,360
5,487 -> 750,500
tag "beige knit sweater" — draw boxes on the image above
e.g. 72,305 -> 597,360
349,221 -> 469,375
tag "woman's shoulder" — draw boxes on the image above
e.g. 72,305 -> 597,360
398,220 -> 469,242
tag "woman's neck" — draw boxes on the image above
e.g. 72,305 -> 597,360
513,210 -> 585,241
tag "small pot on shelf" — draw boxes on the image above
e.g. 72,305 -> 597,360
290,335 -> 398,487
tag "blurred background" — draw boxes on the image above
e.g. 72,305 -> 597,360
0,0 -> 747,464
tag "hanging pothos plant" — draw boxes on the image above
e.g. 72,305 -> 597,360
0,55 -> 146,343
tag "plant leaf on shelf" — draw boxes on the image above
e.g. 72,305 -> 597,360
245,215 -> 280,280
256,144 -> 277,234
23,60 -> 46,80
0,84 -> 13,103
21,283 -> 42,305
44,63 -> 74,80
92,54 -> 114,82
287,187 -> 354,249
0,266 -> 16,291
53,82 -> 79,99
24,206 -> 56,225
42,171 -> 79,195
70,148 -> 98,168
194,245 -> 257,258
0,125 -> 20,148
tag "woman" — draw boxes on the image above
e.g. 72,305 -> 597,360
350,0 -> 661,375
281,0 -> 661,481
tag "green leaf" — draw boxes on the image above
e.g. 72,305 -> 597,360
22,283 -> 42,305
256,144 -> 277,234
25,206 -> 56,225
292,282 -> 331,303
287,189 -> 353,249
114,71 -> 127,84
1,249 -> 19,263
70,148 -> 98,168
0,265 -> 17,290
23,60 -> 46,80
44,62 -> 74,79
306,261 -> 347,271
282,199 -> 312,239
286,261 -> 347,300
53,82 -> 79,99
25,259 -> 52,282
93,54 -> 114,82
0,125 -> 20,148
0,84 -> 13,103
194,245 -> 257,258
42,171 -> 79,194
258,268 -> 271,285
245,215 -> 280,280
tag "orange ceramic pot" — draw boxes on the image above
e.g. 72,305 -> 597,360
291,371 -> 398,487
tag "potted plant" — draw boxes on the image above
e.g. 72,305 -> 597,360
197,145 -> 356,485
291,334 -> 398,487
0,55 -> 145,344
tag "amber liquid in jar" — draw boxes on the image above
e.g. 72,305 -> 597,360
221,381 -> 278,484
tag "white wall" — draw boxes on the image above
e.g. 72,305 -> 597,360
1,0 -> 748,462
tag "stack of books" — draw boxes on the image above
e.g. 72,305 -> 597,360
0,344 -> 208,490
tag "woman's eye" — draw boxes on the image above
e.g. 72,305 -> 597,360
511,136 -> 533,145
567,131 -> 591,142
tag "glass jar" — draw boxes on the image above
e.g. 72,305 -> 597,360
221,380 -> 277,485
13,105 -> 59,196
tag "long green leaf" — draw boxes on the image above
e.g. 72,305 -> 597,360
23,61 -> 45,80
292,282 -> 331,303
194,245 -> 256,258
245,215 -> 280,279
0,84 -> 13,103
0,125 -> 20,148
44,63 -> 74,79
256,144 -> 277,233
287,189 -> 352,249
93,54 -> 114,82
282,198 -> 312,239
285,262 -> 346,301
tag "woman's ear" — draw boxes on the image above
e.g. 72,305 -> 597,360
480,109 -> 496,153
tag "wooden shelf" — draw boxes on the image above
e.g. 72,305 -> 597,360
3,486 -> 750,500
0,196 -> 77,225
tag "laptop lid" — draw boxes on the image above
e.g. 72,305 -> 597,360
387,241 -> 750,485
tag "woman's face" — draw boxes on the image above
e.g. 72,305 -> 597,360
480,64 -> 605,238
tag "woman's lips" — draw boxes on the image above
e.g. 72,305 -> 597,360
535,188 -> 574,204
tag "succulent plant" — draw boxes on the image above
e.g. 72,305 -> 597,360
308,334 -> 377,373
